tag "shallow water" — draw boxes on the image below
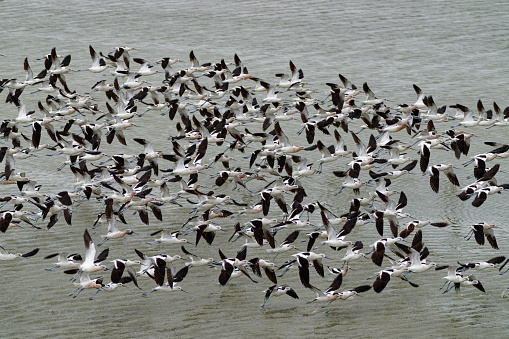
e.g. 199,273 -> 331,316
2,0 -> 509,338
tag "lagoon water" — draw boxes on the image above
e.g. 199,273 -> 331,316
2,0 -> 509,337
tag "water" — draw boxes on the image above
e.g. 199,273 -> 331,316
1,0 -> 509,337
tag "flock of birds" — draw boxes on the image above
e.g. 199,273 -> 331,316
1,46 -> 509,311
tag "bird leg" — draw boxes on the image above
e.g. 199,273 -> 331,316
142,289 -> 157,297
89,288 -> 102,300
